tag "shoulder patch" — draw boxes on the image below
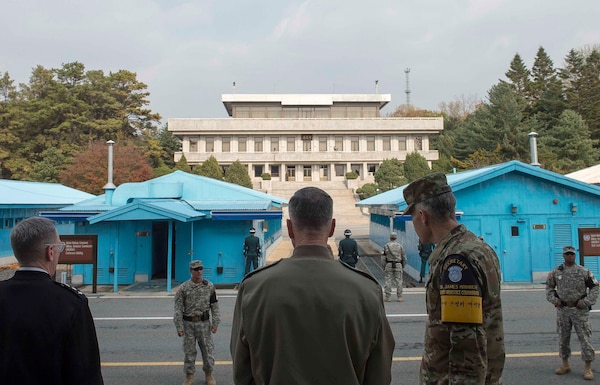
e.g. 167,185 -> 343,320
440,254 -> 483,325
241,259 -> 282,282
54,281 -> 85,297
340,260 -> 380,285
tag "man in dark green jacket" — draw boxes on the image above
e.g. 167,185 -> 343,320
338,229 -> 359,267
243,227 -> 261,275
231,187 -> 394,385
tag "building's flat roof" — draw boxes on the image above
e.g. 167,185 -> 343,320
221,94 -> 391,116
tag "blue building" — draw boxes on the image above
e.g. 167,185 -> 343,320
0,180 -> 94,259
357,161 -> 600,283
43,171 -> 287,291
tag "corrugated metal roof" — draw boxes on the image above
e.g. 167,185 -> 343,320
188,200 -> 272,211
0,179 -> 94,207
88,199 -> 206,224
57,171 -> 288,224
356,160 -> 600,210
566,163 -> 600,184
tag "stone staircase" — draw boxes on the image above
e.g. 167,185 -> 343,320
269,181 -> 370,240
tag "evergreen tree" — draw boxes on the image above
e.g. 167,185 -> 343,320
529,47 -> 565,128
503,53 -> 531,110
175,154 -> 191,172
560,49 -> 586,114
195,156 -> 223,180
403,152 -> 431,182
579,49 -> 600,141
539,110 -> 598,173
374,158 -> 405,191
224,160 -> 252,188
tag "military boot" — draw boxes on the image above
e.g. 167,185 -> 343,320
397,296 -> 404,302
182,373 -> 194,385
206,371 -> 217,385
554,358 -> 571,375
384,295 -> 391,302
584,361 -> 593,380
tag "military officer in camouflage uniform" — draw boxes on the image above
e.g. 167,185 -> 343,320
174,260 -> 221,385
381,232 -> 406,302
403,172 -> 505,385
546,245 -> 599,381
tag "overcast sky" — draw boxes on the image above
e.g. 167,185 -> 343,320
3,0 -> 600,123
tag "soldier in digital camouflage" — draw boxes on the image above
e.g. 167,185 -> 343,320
546,245 -> 599,381
403,172 -> 505,385
174,260 -> 221,385
382,231 -> 407,302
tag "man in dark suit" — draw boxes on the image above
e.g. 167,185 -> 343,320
0,217 -> 104,385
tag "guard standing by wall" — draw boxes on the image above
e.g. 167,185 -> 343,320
338,229 -> 359,268
174,260 -> 220,385
418,240 -> 435,283
546,245 -> 599,381
381,232 -> 406,302
243,228 -> 261,275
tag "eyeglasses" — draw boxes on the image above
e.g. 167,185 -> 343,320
192,266 -> 204,272
45,242 -> 66,253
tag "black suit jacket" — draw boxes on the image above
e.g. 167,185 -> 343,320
0,270 -> 104,385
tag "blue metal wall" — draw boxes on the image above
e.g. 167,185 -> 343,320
367,172 -> 600,282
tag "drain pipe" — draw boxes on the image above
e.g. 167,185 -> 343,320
528,132 -> 541,167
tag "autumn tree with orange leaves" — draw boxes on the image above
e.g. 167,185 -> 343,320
60,140 -> 153,195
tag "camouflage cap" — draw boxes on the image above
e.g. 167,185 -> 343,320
390,232 -> 397,239
402,172 -> 453,215
189,260 -> 203,269
563,246 -> 576,254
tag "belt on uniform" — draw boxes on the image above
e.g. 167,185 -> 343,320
386,261 -> 400,268
183,311 -> 210,322
562,301 -> 579,307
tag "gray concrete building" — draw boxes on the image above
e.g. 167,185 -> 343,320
168,93 -> 443,188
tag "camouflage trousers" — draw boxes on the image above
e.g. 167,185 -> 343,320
384,265 -> 403,297
182,320 -> 215,375
556,307 -> 595,361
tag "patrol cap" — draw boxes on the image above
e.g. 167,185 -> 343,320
403,172 -> 453,215
390,232 -> 397,239
344,229 -> 352,236
189,260 -> 203,269
563,246 -> 576,254
249,227 -> 256,233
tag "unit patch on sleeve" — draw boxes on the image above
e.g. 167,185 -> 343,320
440,254 -> 483,324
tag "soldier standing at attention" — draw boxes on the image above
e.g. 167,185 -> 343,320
418,240 -> 435,283
546,245 -> 599,381
174,260 -> 220,385
243,227 -> 261,275
338,228 -> 359,267
381,231 -> 406,302
403,172 -> 505,384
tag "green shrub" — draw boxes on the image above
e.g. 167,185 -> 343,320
345,171 -> 359,180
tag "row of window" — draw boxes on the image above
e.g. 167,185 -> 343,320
189,135 -> 422,153
232,105 -> 380,119
250,164 -> 377,178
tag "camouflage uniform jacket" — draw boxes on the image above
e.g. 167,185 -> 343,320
546,263 -> 599,308
381,240 -> 406,267
422,225 -> 505,385
174,278 -> 221,332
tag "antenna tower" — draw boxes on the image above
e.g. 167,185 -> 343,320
404,68 -> 411,110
